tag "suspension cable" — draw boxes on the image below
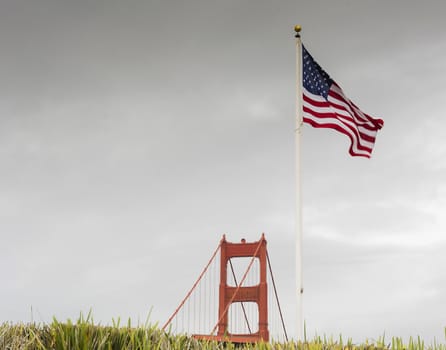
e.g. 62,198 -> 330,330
228,259 -> 252,334
266,250 -> 288,342
162,239 -> 222,331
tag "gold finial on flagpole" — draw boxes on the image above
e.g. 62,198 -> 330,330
294,25 -> 302,38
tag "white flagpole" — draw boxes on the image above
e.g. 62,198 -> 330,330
294,24 -> 304,342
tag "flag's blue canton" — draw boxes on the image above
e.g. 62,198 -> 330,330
302,45 -> 333,99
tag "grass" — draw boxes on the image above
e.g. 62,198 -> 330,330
1,313 -> 445,350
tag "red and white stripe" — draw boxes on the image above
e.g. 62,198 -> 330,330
303,82 -> 384,158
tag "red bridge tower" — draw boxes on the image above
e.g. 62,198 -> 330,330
194,234 -> 269,343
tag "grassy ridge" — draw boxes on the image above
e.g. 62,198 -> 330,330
1,314 -> 445,350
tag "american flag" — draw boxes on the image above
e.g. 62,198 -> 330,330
302,45 -> 384,158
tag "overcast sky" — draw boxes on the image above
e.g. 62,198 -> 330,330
1,0 -> 446,344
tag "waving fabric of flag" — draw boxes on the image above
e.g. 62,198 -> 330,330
302,45 -> 384,158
